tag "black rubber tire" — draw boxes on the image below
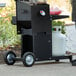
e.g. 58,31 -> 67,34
69,56 -> 72,63
55,59 -> 59,62
72,60 -> 76,66
22,52 -> 35,67
4,51 -> 16,65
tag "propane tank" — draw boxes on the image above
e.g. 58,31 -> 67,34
52,26 -> 66,56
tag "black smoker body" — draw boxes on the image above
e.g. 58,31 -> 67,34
16,0 -> 52,61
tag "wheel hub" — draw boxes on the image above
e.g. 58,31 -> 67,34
7,54 -> 15,63
26,55 -> 34,65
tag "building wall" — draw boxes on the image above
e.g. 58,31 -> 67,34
66,25 -> 76,53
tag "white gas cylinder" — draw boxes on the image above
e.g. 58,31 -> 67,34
52,26 -> 66,56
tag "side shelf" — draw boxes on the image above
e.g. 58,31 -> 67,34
50,15 -> 69,20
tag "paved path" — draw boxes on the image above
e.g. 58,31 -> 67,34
0,60 -> 76,76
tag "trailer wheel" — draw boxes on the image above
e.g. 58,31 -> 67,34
69,56 -> 72,63
55,59 -> 59,62
22,52 -> 35,67
4,51 -> 16,65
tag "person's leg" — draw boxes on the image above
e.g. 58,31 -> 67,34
75,21 -> 76,28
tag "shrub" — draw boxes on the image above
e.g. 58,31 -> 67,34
52,21 -> 66,34
0,6 -> 20,50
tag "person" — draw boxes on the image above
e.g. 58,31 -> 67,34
71,0 -> 76,26
71,0 -> 76,66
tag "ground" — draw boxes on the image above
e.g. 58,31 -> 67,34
0,49 -> 76,76
0,60 -> 76,76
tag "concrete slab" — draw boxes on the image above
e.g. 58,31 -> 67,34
0,60 -> 76,76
